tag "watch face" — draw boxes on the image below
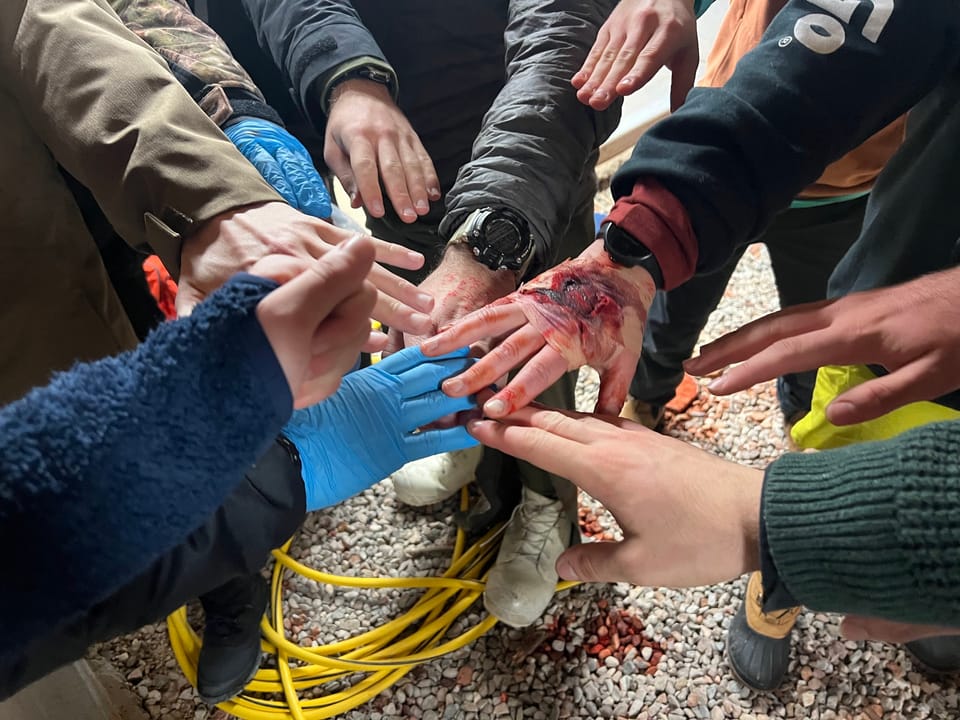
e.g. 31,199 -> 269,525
482,214 -> 524,254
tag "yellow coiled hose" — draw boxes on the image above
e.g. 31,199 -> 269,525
166,487 -> 578,719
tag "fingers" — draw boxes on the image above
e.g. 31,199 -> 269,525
573,27 -> 609,90
441,325 -> 546,399
368,236 -> 426,272
273,145 -> 331,219
421,303 -> 528,357
596,354 -> 639,415
397,356 -> 476,398
483,345 -> 568,418
404,391 -> 477,431
827,355 -> 948,426
367,266 -> 434,336
668,45 -> 699,111
367,261 -> 433,312
322,140 -> 363,209
375,345 -> 471,375
376,138 -> 417,223
347,137 -> 385,217
248,254 -> 313,285
405,425 -> 479,459
686,300 -> 834,376
309,284 -> 378,356
705,326 -> 853,396
385,326 -> 406,355
555,541 -> 637,584
467,415 -> 585,480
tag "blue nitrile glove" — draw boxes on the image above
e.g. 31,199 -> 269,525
281,346 -> 479,511
224,117 -> 333,219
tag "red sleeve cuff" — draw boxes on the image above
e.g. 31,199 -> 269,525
604,178 -> 698,291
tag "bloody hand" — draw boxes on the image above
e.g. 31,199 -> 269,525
422,240 -> 656,417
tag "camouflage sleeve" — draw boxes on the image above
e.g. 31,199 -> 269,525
110,0 -> 282,127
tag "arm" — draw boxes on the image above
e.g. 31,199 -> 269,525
441,0 -> 622,277
609,0 -> 960,287
110,0 -> 280,127
0,0 -> 281,274
0,274 -> 291,665
469,406 -> 960,627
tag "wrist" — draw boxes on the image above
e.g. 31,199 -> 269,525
443,242 -> 519,291
328,78 -> 394,111
580,239 -> 657,307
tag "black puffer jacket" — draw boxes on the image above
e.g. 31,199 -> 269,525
196,0 -> 621,274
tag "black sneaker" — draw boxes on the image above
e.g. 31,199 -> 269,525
726,571 -> 801,691
907,635 -> 960,674
196,574 -> 268,704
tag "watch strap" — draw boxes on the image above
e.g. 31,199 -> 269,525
600,221 -> 665,289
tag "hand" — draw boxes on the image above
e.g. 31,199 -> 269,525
253,236 -> 377,408
685,266 -> 960,426
422,240 -> 656,417
281,346 -> 480,511
468,405 -> 762,586
324,79 -> 440,223
177,201 -> 436,338
224,117 -> 333,219
572,0 -> 699,112
387,244 -> 518,353
841,616 -> 960,644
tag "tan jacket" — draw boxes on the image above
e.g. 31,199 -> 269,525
0,0 -> 281,274
701,0 -> 905,199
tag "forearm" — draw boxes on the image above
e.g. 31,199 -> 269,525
111,0 -> 280,127
1,0 -> 280,272
761,419 -> 960,626
0,274 -> 291,654
611,0 -> 960,284
442,0 -> 621,275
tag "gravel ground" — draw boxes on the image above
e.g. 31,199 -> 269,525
93,164 -> 960,719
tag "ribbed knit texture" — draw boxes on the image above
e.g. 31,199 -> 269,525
763,419 -> 960,625
0,273 -> 290,679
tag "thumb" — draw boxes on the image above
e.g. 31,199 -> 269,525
555,540 -> 636,584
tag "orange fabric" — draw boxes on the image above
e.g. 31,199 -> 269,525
699,0 -> 905,198
143,255 -> 178,320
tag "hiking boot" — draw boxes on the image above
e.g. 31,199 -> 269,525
907,636 -> 960,674
619,395 -> 666,430
197,574 -> 268,704
484,487 -> 576,628
726,571 -> 801,691
391,446 -> 483,506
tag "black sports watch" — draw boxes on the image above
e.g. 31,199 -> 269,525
449,207 -> 536,276
324,64 -> 396,112
599,221 -> 664,290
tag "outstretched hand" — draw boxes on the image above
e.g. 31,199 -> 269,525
422,241 -> 656,417
686,266 -> 960,426
572,0 -> 699,111
468,405 -> 762,587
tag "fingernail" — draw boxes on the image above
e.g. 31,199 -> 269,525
467,418 -> 484,435
428,187 -> 441,200
707,376 -> 727,394
370,201 -> 384,216
421,339 -> 438,354
415,199 -> 430,213
411,312 -> 431,327
416,291 -> 434,307
593,89 -> 609,103
349,191 -> 358,204
485,398 -> 506,416
556,557 -> 578,581
444,378 -> 464,395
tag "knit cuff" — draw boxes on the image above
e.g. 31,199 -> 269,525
763,422 -> 960,625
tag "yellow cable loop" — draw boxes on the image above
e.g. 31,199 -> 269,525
167,484 -> 581,719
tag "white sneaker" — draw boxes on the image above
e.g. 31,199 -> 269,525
390,446 -> 483,506
483,487 -> 576,628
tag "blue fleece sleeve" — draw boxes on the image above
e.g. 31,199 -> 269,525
0,273 -> 290,659
612,0 -> 960,276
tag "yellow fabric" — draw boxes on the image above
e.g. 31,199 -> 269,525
790,365 -> 960,450
744,571 -> 801,639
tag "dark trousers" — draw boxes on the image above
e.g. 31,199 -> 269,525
630,196 -> 868,419
2,441 -> 305,699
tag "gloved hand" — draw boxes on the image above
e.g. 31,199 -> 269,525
281,346 -> 479,511
224,117 -> 333,220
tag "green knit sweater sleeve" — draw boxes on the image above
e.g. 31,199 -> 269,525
763,419 -> 960,625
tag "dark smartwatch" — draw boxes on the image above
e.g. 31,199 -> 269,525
599,221 -> 664,290
451,207 -> 536,276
